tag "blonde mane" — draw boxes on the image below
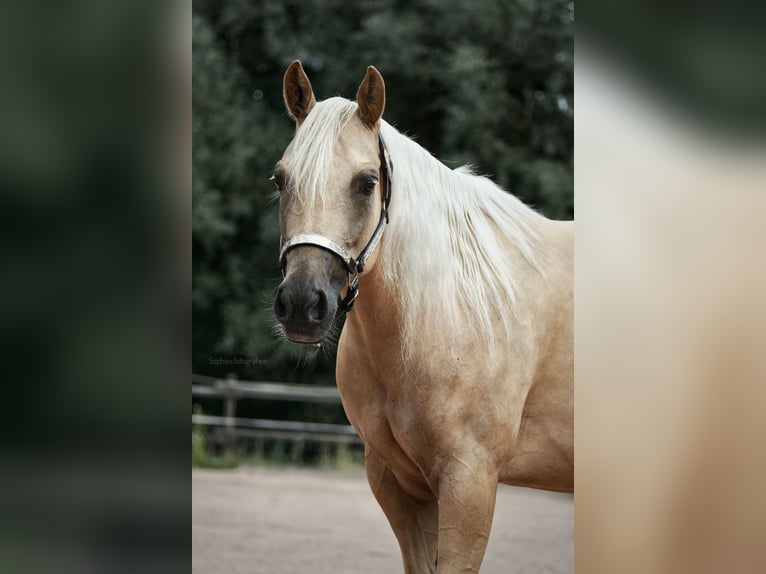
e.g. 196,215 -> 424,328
287,97 -> 545,355
377,121 -> 544,356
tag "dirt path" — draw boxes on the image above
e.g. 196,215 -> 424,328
193,467 -> 573,574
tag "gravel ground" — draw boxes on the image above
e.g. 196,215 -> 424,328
192,467 -> 573,574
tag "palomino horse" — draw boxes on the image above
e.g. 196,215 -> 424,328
274,61 -> 573,573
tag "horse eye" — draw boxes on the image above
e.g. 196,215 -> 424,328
362,177 -> 377,196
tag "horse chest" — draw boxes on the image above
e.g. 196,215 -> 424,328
336,369 -> 441,494
337,370 -> 416,449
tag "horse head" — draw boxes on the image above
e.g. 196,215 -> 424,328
273,61 -> 389,344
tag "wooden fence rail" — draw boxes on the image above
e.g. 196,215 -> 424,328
191,373 -> 362,446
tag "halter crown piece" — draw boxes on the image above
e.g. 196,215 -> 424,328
278,133 -> 393,313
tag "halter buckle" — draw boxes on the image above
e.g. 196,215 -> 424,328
338,275 -> 360,312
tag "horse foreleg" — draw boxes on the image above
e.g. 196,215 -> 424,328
365,448 -> 439,573
436,454 -> 498,573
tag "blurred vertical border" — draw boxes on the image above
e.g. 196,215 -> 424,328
576,2 -> 766,573
0,1 -> 189,573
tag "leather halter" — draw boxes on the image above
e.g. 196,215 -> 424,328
278,133 -> 393,313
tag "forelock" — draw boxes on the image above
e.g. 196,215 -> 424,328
286,97 -> 359,211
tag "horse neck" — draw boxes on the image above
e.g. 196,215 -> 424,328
366,122 -> 545,360
341,128 -> 444,359
342,261 -> 404,356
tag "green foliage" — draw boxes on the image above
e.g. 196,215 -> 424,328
192,1 -> 573,384
192,426 -> 238,469
191,426 -> 365,471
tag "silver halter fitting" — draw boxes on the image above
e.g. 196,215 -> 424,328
278,133 -> 392,313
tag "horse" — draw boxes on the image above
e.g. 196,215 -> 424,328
273,61 -> 573,573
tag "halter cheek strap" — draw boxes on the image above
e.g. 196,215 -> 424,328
278,132 -> 393,313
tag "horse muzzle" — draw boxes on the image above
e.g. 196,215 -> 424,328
274,254 -> 344,344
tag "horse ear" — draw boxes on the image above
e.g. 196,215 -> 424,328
356,66 -> 385,127
283,60 -> 316,124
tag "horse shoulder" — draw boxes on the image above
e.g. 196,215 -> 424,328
498,217 -> 574,490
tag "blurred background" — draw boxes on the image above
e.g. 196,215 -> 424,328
0,2 -> 189,574
191,0 -> 573,466
576,3 -> 766,573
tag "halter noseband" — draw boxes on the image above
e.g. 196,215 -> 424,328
278,132 -> 393,313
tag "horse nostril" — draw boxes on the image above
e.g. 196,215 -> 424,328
276,282 -> 329,329
306,289 -> 328,324
274,286 -> 291,323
